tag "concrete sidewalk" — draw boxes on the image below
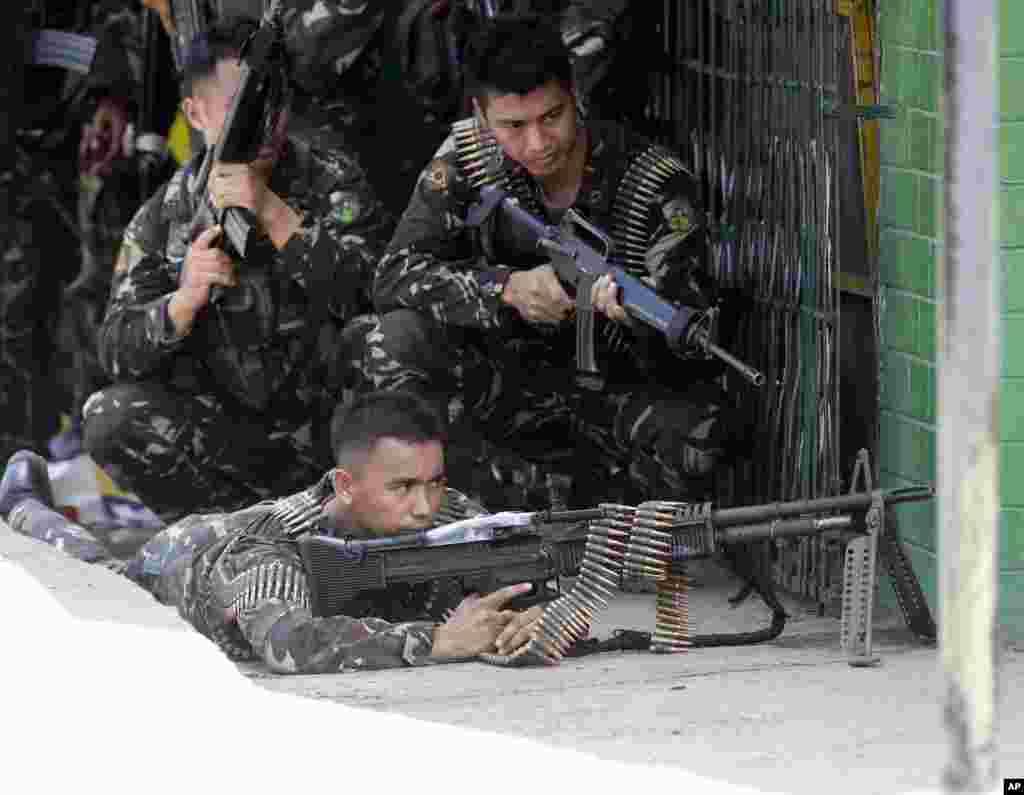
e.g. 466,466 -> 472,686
2,517 -> 1020,795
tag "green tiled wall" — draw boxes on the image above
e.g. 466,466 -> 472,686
878,0 -> 1023,640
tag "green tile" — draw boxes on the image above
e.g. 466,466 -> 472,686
880,4 -> 911,49
1004,316 -> 1024,376
1002,123 -> 1024,183
1001,186 -> 1024,248
1004,0 -> 1024,56
917,54 -> 942,114
1002,59 -> 1024,121
999,572 -> 1024,643
879,229 -> 903,281
882,231 -> 936,297
883,290 -> 917,354
880,115 -> 908,168
880,349 -> 909,414
917,175 -> 940,239
918,300 -> 937,361
880,410 -> 937,485
933,118 -> 945,174
906,235 -> 937,297
880,169 -> 916,230
1002,380 -> 1024,442
1001,510 -> 1024,566
1005,248 -> 1024,312
1001,443 -> 1024,504
907,112 -> 937,173
911,358 -> 937,423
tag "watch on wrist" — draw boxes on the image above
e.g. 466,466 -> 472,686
479,267 -> 512,300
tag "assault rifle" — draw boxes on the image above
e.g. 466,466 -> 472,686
421,159 -> 764,389
300,449 -> 935,665
187,0 -> 291,299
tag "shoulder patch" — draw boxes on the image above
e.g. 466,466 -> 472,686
330,190 -> 363,225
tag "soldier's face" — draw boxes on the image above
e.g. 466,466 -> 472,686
335,438 -> 447,536
184,59 -> 244,149
480,80 -> 579,180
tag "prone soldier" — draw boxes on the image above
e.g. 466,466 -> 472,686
82,19 -> 391,523
1,391 -> 547,672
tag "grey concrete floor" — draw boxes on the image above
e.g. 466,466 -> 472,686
2,518 -> 1020,794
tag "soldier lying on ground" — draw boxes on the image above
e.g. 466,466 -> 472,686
83,18 -> 391,524
362,14 -> 749,506
1,390 -> 546,673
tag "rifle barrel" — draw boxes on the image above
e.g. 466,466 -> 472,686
719,514 -> 853,544
710,486 -> 934,527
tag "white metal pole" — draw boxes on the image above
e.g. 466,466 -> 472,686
940,0 -> 1000,791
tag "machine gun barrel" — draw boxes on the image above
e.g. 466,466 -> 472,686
707,485 -> 934,528
718,514 -> 853,544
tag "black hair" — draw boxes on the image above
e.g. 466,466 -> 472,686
181,17 -> 258,98
330,391 -> 446,470
462,13 -> 573,108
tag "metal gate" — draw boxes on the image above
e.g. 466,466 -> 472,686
639,0 -> 880,608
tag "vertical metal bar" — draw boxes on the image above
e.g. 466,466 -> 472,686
941,1 -> 1000,792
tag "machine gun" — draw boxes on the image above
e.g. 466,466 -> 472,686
420,157 -> 765,389
299,509 -> 596,617
301,449 -> 934,667
186,0 -> 291,300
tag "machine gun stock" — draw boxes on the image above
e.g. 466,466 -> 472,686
298,509 -> 596,618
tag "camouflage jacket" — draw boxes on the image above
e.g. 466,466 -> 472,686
98,131 -> 388,410
157,482 -> 484,674
372,118 -> 712,378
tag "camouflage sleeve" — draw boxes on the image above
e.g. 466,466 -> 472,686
372,147 -> 509,330
236,594 -> 443,675
96,181 -> 185,380
274,142 -> 391,316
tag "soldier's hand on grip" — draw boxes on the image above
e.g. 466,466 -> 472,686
178,225 -> 238,312
502,264 -> 574,325
590,272 -> 633,326
430,582 -> 534,658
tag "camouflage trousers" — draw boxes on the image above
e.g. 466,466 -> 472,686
7,496 -> 228,610
82,316 -> 375,524
360,310 -> 733,505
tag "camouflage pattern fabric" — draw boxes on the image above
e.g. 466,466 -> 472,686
365,119 -> 735,503
0,218 -> 46,462
83,129 -> 390,522
6,482 -> 484,674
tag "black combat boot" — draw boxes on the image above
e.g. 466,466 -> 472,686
0,449 -> 55,518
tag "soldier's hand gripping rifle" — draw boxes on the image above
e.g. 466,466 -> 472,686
298,509 -> 597,618
187,0 -> 291,302
421,159 -> 764,388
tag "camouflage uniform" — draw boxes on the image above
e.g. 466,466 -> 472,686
7,481 -> 484,673
364,119 -> 739,505
83,131 -> 389,523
